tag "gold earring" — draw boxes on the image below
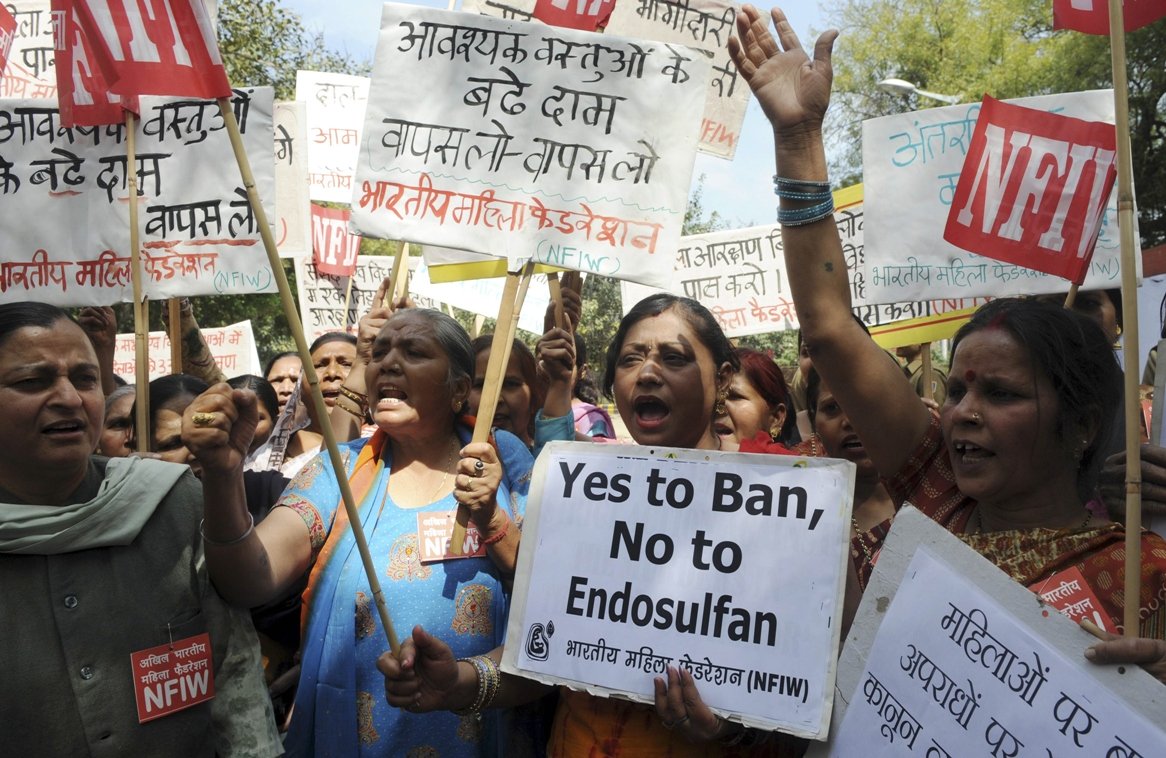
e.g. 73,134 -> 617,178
713,388 -> 727,418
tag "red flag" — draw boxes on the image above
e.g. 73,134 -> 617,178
533,0 -> 616,31
943,95 -> 1117,285
52,0 -> 137,127
1053,0 -> 1166,34
311,204 -> 362,277
68,0 -> 231,99
0,4 -> 16,77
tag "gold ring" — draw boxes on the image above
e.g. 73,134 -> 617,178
192,412 -> 217,427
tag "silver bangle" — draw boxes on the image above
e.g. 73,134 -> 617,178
200,511 -> 255,547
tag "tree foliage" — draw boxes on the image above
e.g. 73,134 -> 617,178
823,0 -> 1165,247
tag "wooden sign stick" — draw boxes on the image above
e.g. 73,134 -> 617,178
126,111 -> 150,453
215,97 -> 400,654
547,272 -> 565,330
449,263 -> 535,554
1106,0 -> 1143,635
168,298 -> 182,372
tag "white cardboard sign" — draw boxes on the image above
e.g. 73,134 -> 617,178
350,3 -> 707,289
295,69 -> 369,203
273,100 -> 310,257
503,442 -> 854,738
113,319 -> 260,381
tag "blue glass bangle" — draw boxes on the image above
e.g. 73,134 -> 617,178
777,197 -> 835,226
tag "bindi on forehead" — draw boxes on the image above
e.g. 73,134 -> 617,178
964,370 -> 977,383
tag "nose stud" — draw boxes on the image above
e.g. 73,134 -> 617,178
971,412 -> 982,424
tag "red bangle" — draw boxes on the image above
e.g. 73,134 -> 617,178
481,516 -> 510,546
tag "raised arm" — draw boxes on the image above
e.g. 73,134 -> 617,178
730,5 -> 930,477
184,383 -> 312,607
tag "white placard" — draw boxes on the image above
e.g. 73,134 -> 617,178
462,0 -> 536,22
808,508 -> 1166,757
273,100 -> 310,257
863,90 -> 1126,305
503,442 -> 854,737
0,88 -> 277,306
350,4 -> 707,289
620,198 -> 991,336
294,253 -> 405,342
296,69 -> 369,203
0,0 -> 56,100
605,0 -> 747,159
113,319 -> 260,381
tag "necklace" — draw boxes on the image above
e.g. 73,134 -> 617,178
975,508 -> 1093,534
426,444 -> 457,504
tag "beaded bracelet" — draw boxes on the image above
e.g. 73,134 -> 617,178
452,655 -> 501,717
334,395 -> 367,421
200,511 -> 255,547
777,196 -> 835,227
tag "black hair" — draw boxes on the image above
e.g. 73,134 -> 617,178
308,332 -> 357,355
602,294 -> 740,399
472,334 -> 545,437
0,301 -> 78,349
952,297 -> 1121,489
263,350 -> 300,379
572,332 -> 600,405
228,374 -> 279,421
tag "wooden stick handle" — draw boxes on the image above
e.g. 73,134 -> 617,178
126,111 -> 150,454
547,273 -> 565,330
216,98 -> 400,654
168,298 -> 182,372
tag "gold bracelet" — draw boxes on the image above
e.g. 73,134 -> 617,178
335,396 -> 366,420
338,385 -> 368,411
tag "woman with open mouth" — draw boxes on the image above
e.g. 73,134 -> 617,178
379,293 -> 810,753
732,3 -> 1166,679
714,347 -> 797,452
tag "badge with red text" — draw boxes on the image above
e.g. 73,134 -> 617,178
130,632 -> 214,723
417,511 -> 486,563
1029,566 -> 1112,633
943,95 -> 1117,285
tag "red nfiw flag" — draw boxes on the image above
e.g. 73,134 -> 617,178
942,95 -> 1117,285
69,0 -> 231,100
1053,0 -> 1166,34
533,0 -> 616,31
0,4 -> 16,77
311,204 -> 362,277
52,0 -> 137,127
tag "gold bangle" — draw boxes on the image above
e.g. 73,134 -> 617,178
334,396 -> 366,420
338,385 -> 368,410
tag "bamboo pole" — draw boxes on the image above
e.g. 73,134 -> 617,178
1107,0 -> 1143,636
391,243 -> 410,302
449,263 -> 535,554
920,342 -> 934,403
168,299 -> 182,372
126,112 -> 150,453
340,275 -> 356,332
215,97 -> 399,654
548,272 -> 565,329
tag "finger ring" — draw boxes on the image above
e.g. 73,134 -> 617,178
661,719 -> 675,730
192,412 -> 216,427
474,459 -> 485,475
675,715 -> 690,727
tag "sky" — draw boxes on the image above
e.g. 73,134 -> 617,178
279,0 -> 832,229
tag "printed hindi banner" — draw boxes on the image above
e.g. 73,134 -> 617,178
311,203 -> 362,276
605,0 -> 746,159
620,187 -> 992,337
351,4 -> 708,290
533,0 -> 614,30
296,69 -> 369,203
1054,0 -> 1166,34
503,442 -> 854,737
52,0 -> 134,127
808,508 -> 1166,757
0,0 -> 57,100
274,100 -> 310,257
0,88 -> 277,305
113,319 -> 260,381
863,90 -> 1125,305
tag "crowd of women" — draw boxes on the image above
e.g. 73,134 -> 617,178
3,5 -> 1166,756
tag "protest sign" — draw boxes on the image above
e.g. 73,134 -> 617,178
503,442 -> 854,737
51,0 -> 133,127
0,88 -> 277,306
350,4 -> 707,290
1054,0 -> 1166,34
1,5 -> 16,77
605,0 -> 746,159
113,319 -> 260,381
943,96 -> 1117,285
296,69 -> 368,203
807,508 -> 1166,758
274,100 -> 310,257
863,90 -> 1126,305
620,187 -> 991,337
0,0 -> 57,99
533,0 -> 614,30
311,203 -> 361,276
412,257 -> 549,335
